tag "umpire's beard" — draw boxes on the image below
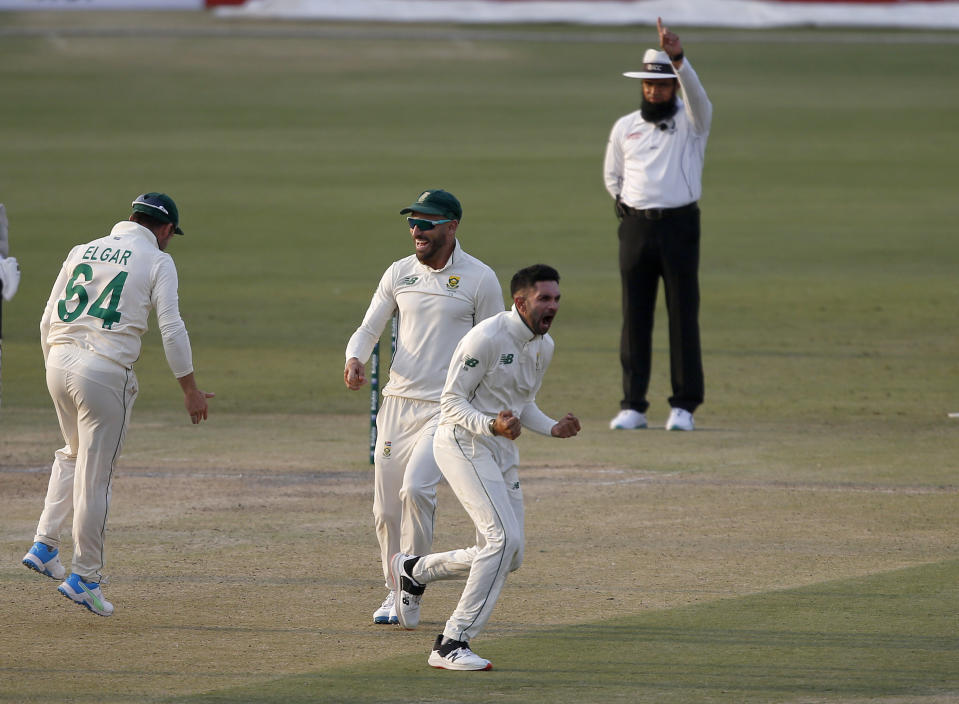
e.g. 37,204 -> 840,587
640,96 -> 679,124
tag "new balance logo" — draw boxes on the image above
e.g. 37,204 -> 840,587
500,354 -> 514,365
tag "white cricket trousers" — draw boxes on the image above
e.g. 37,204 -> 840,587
415,424 -> 525,644
373,396 -> 443,586
35,344 -> 137,582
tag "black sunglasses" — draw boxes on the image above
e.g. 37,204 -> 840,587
407,217 -> 452,231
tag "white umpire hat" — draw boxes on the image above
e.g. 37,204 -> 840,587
623,49 -> 676,80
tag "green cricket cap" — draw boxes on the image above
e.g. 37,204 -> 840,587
131,192 -> 184,235
399,189 -> 462,221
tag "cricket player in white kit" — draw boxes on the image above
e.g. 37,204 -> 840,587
22,193 -> 213,616
344,189 -> 503,624
390,264 -> 580,671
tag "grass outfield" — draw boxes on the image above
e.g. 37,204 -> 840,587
0,12 -> 958,703
174,562 -> 959,703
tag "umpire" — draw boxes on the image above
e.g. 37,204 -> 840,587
604,18 -> 712,432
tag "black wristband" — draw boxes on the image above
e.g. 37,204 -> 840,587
672,51 -> 684,62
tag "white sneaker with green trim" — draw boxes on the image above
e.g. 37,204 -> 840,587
609,409 -> 647,430
58,573 -> 114,616
666,408 -> 694,431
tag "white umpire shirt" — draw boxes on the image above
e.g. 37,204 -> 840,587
439,306 -> 557,441
345,240 -> 503,403
40,221 -> 194,378
603,59 -> 713,210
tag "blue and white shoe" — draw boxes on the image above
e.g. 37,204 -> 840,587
373,591 -> 398,624
58,573 -> 114,617
22,542 -> 66,580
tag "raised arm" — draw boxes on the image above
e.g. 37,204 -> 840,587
659,17 -> 712,134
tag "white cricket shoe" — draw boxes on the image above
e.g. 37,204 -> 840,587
22,541 -> 66,580
373,590 -> 398,624
428,635 -> 492,671
609,409 -> 647,430
58,573 -> 114,616
390,553 -> 425,630
666,408 -> 694,431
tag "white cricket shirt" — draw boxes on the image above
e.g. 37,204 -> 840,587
40,221 -> 194,377
439,306 -> 556,438
603,59 -> 712,209
345,240 -> 504,402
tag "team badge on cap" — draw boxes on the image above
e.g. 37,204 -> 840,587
399,189 -> 463,221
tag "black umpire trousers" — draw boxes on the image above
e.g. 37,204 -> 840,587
617,202 -> 704,414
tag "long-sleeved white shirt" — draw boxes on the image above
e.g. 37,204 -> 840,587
40,221 -> 194,377
603,59 -> 712,209
439,306 -> 556,438
345,240 -> 503,402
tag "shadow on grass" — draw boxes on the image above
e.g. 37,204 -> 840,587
167,560 -> 959,704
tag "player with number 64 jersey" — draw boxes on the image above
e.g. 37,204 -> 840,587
23,193 -> 212,617
42,214 -> 192,373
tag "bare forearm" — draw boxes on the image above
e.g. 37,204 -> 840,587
177,372 -> 214,424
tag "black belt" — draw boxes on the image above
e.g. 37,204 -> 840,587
622,201 -> 697,220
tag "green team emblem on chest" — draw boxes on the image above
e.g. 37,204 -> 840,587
400,276 -> 419,286
447,275 -> 460,290
500,354 -> 514,365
